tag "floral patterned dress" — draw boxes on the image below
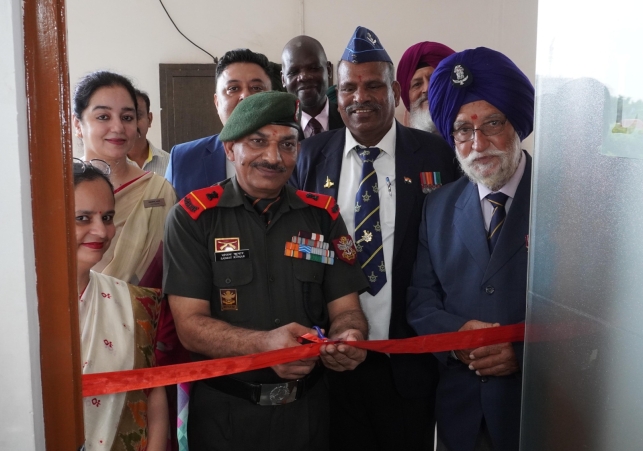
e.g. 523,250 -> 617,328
79,271 -> 161,451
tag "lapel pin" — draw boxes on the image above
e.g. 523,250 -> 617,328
324,176 -> 335,189
404,177 -> 412,184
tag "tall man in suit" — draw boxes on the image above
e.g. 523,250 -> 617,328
281,35 -> 344,137
407,47 -> 535,451
165,49 -> 272,199
292,26 -> 461,450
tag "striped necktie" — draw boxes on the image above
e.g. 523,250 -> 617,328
354,147 -> 387,295
486,192 -> 509,253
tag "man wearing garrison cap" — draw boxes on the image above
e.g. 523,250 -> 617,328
164,91 -> 369,451
397,41 -> 455,134
407,47 -> 535,451
292,26 -> 461,450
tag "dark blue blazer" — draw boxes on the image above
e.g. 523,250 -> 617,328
291,121 -> 461,398
407,152 -> 532,451
327,101 -> 344,130
165,134 -> 227,199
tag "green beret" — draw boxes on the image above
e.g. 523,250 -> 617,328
219,91 -> 303,141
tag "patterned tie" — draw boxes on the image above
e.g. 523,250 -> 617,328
354,147 -> 387,295
306,117 -> 324,138
486,192 -> 509,253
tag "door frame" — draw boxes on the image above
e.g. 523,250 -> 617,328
24,0 -> 84,448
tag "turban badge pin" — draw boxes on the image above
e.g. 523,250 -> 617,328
451,64 -> 473,88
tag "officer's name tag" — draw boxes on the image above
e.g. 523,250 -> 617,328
143,198 -> 166,208
215,249 -> 250,262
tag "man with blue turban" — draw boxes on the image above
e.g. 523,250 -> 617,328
293,26 -> 461,451
407,47 -> 535,451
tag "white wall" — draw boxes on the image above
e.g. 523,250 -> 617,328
67,0 -> 538,154
0,0 -> 45,449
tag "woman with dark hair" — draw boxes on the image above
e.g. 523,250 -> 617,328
73,71 -> 175,288
73,159 -> 167,450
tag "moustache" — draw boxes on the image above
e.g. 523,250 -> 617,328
250,161 -> 287,172
411,96 -> 428,110
466,148 -> 506,162
346,102 -> 382,114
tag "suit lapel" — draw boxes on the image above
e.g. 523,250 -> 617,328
328,102 -> 344,130
314,130 -> 345,199
454,182 -> 491,274
393,123 -> 420,261
482,152 -> 532,283
202,136 -> 227,186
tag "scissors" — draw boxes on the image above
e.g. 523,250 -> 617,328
297,326 -> 328,344
313,326 -> 327,340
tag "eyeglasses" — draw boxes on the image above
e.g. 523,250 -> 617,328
73,158 -> 111,176
452,119 -> 507,143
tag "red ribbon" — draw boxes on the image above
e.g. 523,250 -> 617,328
82,323 -> 525,397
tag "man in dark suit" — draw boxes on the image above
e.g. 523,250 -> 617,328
165,49 -> 272,199
292,26 -> 460,451
281,35 -> 344,138
407,47 -> 535,451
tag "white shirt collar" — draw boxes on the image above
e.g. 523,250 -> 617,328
478,150 -> 527,201
344,120 -> 397,158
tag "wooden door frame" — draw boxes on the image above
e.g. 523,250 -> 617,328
24,0 -> 84,449
159,62 -> 218,151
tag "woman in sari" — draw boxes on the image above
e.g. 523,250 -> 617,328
73,71 -> 176,288
74,159 -> 168,450
73,70 -> 186,450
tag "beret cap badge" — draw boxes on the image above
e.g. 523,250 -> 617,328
451,64 -> 473,87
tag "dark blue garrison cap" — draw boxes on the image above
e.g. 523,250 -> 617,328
341,26 -> 392,64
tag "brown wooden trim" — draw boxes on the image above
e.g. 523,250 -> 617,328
159,63 -> 218,151
23,0 -> 84,449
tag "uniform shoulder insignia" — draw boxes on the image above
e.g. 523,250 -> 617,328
296,190 -> 340,220
179,185 -> 224,220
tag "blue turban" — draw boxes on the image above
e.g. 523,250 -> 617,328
428,47 -> 534,148
341,26 -> 392,64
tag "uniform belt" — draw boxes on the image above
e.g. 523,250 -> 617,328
203,366 -> 324,406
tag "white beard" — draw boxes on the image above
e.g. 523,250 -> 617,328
456,132 -> 522,192
409,98 -> 439,135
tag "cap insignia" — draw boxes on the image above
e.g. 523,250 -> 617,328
451,64 -> 473,87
